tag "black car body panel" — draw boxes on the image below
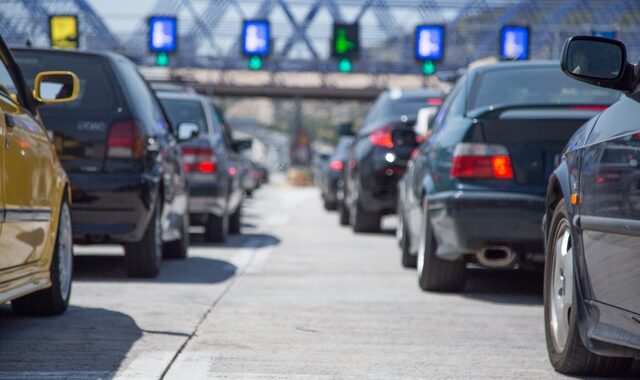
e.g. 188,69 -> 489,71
320,136 -> 354,207
546,94 -> 640,357
403,61 -> 621,266
13,48 -> 188,245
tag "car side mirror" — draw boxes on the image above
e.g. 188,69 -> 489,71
177,122 -> 199,141
33,71 -> 80,104
560,36 -> 636,92
233,138 -> 252,151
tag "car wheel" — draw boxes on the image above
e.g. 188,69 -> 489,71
12,197 -> 73,315
544,201 -> 632,376
163,211 -> 189,259
229,204 -> 241,234
400,214 -> 417,269
125,199 -> 162,278
417,199 -> 465,292
323,198 -> 337,211
339,199 -> 350,226
204,212 -> 228,243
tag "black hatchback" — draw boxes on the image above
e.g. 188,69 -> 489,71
403,61 -> 621,292
344,88 -> 445,232
14,48 -> 189,278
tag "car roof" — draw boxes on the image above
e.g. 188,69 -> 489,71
469,60 -> 560,76
384,87 -> 445,100
11,46 -> 124,61
155,91 -> 211,103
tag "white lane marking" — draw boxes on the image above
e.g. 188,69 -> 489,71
115,351 -> 176,380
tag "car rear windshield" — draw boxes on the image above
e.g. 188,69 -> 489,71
14,51 -> 118,111
469,67 -> 621,112
159,98 -> 208,134
390,98 -> 435,120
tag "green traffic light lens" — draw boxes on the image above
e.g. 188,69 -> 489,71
422,60 -> 436,75
156,52 -> 169,67
338,58 -> 352,73
248,56 -> 263,70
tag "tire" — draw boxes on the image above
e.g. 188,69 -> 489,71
12,198 -> 73,315
543,201 -> 632,376
163,211 -> 189,259
417,199 -> 465,292
204,212 -> 228,243
229,205 -> 241,234
125,199 -> 162,278
351,198 -> 381,233
339,199 -> 350,226
323,198 -> 337,211
400,216 -> 417,268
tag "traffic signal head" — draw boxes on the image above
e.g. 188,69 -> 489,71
422,60 -> 436,75
338,58 -> 352,73
332,23 -> 359,59
248,56 -> 263,70
156,52 -> 170,67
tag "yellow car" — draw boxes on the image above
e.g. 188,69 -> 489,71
0,40 -> 79,315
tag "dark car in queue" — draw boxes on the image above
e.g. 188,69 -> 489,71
13,48 -> 189,278
541,36 -> 640,377
344,88 -> 446,232
320,135 -> 354,211
402,60 -> 621,291
157,91 -> 249,243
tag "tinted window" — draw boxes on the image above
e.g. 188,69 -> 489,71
14,51 -> 118,111
389,99 -> 433,120
116,59 -> 167,135
160,99 -> 208,134
469,67 -> 621,112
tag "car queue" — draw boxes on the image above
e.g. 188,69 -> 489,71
319,36 -> 640,376
0,38 -> 265,316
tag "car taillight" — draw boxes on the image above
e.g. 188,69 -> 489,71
369,126 -> 394,148
106,120 -> 144,159
329,160 -> 344,171
427,98 -> 444,106
569,105 -> 609,111
182,146 -> 216,173
450,143 -> 514,180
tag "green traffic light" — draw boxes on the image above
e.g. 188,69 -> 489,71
248,56 -> 263,70
338,58 -> 352,73
334,27 -> 355,55
156,52 -> 169,67
422,60 -> 436,75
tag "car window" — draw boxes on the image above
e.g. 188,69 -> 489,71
15,51 -> 118,111
116,59 -> 167,135
160,98 -> 208,134
0,63 -> 19,103
432,76 -> 465,133
468,67 -> 621,112
209,102 -> 234,149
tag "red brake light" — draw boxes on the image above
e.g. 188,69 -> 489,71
369,126 -> 394,148
329,160 -> 344,171
107,120 -> 144,159
569,105 -> 609,111
427,98 -> 444,106
182,146 -> 216,173
450,143 -> 514,180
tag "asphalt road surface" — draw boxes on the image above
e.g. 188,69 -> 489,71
2,179 -> 638,379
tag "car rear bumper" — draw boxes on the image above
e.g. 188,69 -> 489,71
358,166 -> 405,215
428,190 -> 546,260
188,181 -> 227,224
69,172 -> 160,244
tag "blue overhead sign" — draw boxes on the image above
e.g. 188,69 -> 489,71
500,26 -> 529,60
242,20 -> 270,56
149,16 -> 177,53
415,25 -> 444,61
592,30 -> 616,39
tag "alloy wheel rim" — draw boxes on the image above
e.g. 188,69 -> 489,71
549,220 -> 574,353
58,203 -> 73,300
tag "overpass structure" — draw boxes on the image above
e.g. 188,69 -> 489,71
1,0 -> 640,96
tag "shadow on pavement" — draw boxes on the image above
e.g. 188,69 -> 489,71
460,269 -> 543,305
189,232 -> 280,249
0,305 -> 141,375
73,255 -> 237,283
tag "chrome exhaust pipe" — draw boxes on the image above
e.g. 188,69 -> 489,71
476,246 -> 516,268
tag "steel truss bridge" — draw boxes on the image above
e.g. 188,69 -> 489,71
1,0 -> 640,98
